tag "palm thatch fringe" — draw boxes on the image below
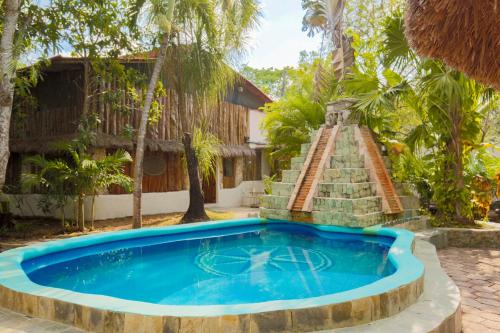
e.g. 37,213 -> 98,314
11,134 -> 255,157
218,145 -> 256,157
10,135 -> 78,153
405,0 -> 500,89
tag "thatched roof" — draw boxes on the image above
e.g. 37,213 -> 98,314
218,145 -> 256,157
11,134 -> 255,157
405,0 -> 500,89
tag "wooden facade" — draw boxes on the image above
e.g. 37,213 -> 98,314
9,57 -> 271,195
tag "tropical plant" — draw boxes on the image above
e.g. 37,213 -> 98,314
344,11 -> 499,224
261,57 -> 339,163
130,0 -> 261,226
239,65 -> 291,100
0,0 -> 62,188
191,127 -> 221,182
22,143 -> 132,231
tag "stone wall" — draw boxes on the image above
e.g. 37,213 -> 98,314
444,228 -> 500,249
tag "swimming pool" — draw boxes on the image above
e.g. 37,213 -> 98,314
0,219 -> 424,332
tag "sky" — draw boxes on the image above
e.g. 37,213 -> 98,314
244,1 -> 322,69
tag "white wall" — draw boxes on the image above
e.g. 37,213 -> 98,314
248,109 -> 267,144
8,181 -> 263,221
215,180 -> 264,208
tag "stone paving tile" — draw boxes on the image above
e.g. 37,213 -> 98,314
438,247 -> 500,333
0,308 -> 85,333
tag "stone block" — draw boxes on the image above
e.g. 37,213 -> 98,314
350,297 -> 373,324
270,183 -> 294,196
249,310 -> 292,333
21,293 -> 38,317
163,316 -> 180,333
260,195 -> 289,210
0,286 -> 14,310
218,315 -> 250,333
104,310 -> 125,333
179,317 -> 204,333
86,307 -> 105,332
291,306 -> 332,331
380,288 -> 400,318
37,296 -> 55,321
259,208 -> 291,221
281,170 -> 300,183
53,299 -> 76,325
330,302 -> 352,328
370,295 -> 381,320
398,284 -> 411,310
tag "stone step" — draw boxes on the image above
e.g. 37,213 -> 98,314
330,155 -> 365,168
313,196 -> 382,214
259,207 -> 291,221
323,168 -> 370,183
291,127 -> 332,212
359,126 -> 403,214
291,156 -> 305,170
260,195 -> 290,210
318,182 -> 376,199
281,169 -> 300,184
312,210 -> 384,227
300,143 -> 311,156
271,182 -> 295,196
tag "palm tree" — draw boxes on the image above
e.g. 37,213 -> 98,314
22,146 -> 132,231
344,12 -> 498,224
301,0 -> 353,79
130,0 -> 260,227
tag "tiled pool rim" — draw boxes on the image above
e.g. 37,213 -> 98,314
0,218 -> 424,332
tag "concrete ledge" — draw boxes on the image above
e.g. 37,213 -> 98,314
443,227 -> 500,249
417,225 -> 500,249
318,240 -> 461,333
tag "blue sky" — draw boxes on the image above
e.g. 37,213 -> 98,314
244,0 -> 322,69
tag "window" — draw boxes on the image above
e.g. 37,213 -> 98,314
223,158 -> 235,188
243,151 -> 262,181
223,158 -> 234,177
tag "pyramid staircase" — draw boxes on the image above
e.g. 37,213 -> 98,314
261,125 -> 406,227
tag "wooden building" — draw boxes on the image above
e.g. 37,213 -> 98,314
6,55 -> 272,220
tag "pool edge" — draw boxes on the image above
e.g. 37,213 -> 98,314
0,218 -> 424,332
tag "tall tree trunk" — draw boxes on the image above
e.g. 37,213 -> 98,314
82,59 -> 90,116
449,110 -> 469,223
77,193 -> 85,231
91,194 -> 95,230
0,0 -> 21,188
133,33 -> 170,228
181,132 -> 209,223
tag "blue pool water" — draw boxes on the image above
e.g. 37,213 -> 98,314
22,223 -> 396,305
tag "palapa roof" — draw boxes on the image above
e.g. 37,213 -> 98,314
405,0 -> 500,89
11,134 -> 255,157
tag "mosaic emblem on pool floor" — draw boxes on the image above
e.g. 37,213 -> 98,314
195,245 -> 333,277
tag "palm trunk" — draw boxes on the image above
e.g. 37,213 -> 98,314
82,59 -> 90,116
60,207 -> 65,230
0,0 -> 21,188
181,132 -> 209,223
77,193 -> 85,231
91,194 -> 95,230
449,110 -> 469,223
133,33 -> 170,229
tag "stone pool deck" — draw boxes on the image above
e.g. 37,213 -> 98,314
438,247 -> 500,333
0,307 -> 84,332
316,240 -> 461,333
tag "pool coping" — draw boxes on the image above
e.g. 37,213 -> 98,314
0,218 -> 424,332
